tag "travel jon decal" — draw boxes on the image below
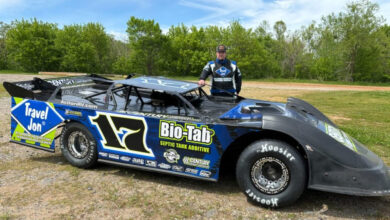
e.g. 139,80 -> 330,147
10,98 -> 64,150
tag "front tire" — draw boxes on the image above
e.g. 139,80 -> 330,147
236,139 -> 306,208
60,122 -> 98,168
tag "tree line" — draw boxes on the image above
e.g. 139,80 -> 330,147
0,0 -> 389,82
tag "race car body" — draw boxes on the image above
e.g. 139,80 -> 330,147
3,75 -> 390,208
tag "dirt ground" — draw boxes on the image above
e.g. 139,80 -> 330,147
0,74 -> 389,219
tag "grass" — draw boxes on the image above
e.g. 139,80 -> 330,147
0,70 -> 37,74
297,91 -> 390,163
246,77 -> 390,86
0,212 -> 13,220
242,88 -> 390,165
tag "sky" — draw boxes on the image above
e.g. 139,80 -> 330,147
1,0 -> 390,41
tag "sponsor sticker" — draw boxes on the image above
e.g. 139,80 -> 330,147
65,109 -> 82,117
120,156 -> 131,162
108,154 -> 119,160
132,158 -> 144,165
199,170 -> 212,178
163,149 -> 180,163
159,121 -> 214,145
183,156 -> 210,169
146,160 -> 157,167
158,163 -> 171,169
99,152 -> 108,157
61,100 -> 98,109
172,165 -> 184,172
11,99 -> 64,136
185,168 -> 198,175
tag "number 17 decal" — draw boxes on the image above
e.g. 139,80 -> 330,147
90,112 -> 155,157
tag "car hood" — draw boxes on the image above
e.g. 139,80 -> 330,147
219,99 -> 288,120
219,97 -> 335,126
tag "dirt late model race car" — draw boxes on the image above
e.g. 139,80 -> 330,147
3,74 -> 390,208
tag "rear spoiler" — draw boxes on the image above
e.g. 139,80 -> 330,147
3,74 -> 113,100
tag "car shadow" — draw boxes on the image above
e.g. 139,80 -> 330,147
32,154 -> 390,218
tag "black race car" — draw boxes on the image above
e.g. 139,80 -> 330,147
4,74 -> 390,208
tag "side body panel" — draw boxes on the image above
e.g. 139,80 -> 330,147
10,97 -> 64,151
10,97 -> 258,181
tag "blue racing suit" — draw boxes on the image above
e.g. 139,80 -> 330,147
200,59 -> 242,96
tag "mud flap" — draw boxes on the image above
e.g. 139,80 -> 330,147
10,97 -> 64,152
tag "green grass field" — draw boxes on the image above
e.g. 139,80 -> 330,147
299,91 -> 390,163
0,70 -> 37,74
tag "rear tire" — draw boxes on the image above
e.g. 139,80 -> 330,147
236,139 -> 306,208
60,122 -> 98,168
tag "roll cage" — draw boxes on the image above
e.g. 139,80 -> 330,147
4,75 -> 242,121
84,81 -> 210,118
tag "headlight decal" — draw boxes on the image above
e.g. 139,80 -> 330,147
324,123 -> 357,152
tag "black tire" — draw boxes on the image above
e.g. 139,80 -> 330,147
60,122 -> 98,168
236,139 -> 307,208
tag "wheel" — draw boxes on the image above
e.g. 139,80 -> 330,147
60,122 -> 98,168
236,139 -> 307,208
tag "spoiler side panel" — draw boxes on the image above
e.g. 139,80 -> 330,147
10,97 -> 65,152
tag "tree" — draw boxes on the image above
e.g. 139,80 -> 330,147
126,16 -> 168,75
82,23 -> 111,73
6,19 -> 60,72
314,0 -> 386,82
224,21 -> 273,78
0,21 -> 10,69
55,23 -> 110,73
167,24 -> 209,76
110,37 -> 132,74
274,21 -> 287,41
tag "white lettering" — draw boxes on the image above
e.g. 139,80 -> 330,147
193,129 -> 201,142
261,144 -> 268,152
201,127 -> 211,143
27,118 -> 41,132
25,103 -> 49,119
245,189 -> 279,207
160,122 -> 169,137
169,123 -> 174,138
159,121 -> 214,144
186,125 -> 195,141
174,127 -> 182,139
258,144 -> 297,162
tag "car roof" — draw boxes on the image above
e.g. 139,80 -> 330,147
115,76 -> 201,94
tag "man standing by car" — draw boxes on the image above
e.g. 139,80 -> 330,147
198,45 -> 242,96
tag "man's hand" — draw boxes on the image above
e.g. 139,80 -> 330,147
198,79 -> 205,86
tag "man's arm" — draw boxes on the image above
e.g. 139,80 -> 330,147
198,62 -> 213,85
235,67 -> 242,94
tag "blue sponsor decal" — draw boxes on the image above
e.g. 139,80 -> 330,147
215,66 -> 231,76
11,99 -> 64,136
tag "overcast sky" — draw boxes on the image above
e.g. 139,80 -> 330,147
1,0 -> 389,41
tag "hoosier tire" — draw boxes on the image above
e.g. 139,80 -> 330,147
60,122 -> 98,168
236,139 -> 306,208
